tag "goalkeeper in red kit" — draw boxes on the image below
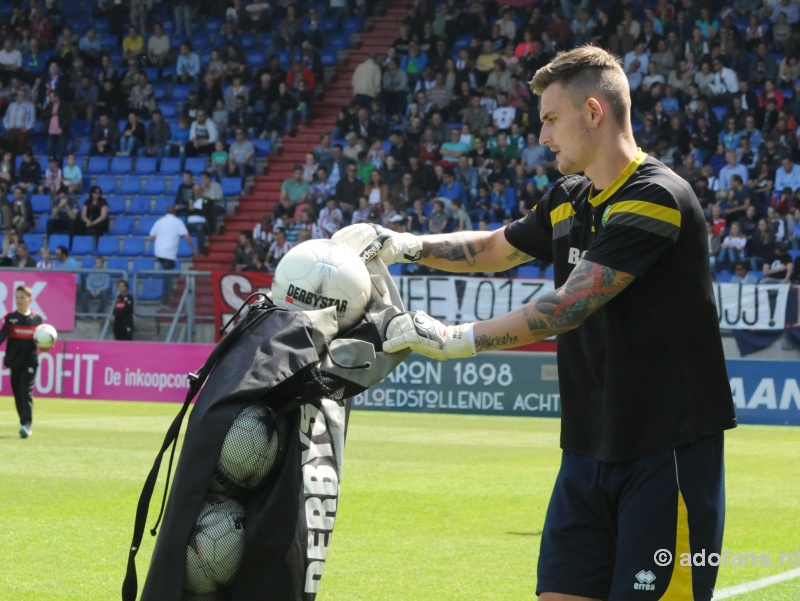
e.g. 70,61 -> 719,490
0,286 -> 43,438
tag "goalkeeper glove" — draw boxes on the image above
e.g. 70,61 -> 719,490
382,311 -> 477,361
377,229 -> 423,265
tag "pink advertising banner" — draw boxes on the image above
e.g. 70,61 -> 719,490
0,271 -> 77,331
0,340 -> 215,402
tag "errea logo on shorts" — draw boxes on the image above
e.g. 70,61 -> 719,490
634,570 -> 656,591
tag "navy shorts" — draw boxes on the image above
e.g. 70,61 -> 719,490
536,433 -> 726,600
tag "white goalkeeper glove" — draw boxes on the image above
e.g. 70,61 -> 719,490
382,311 -> 476,361
331,223 -> 422,265
376,229 -> 423,265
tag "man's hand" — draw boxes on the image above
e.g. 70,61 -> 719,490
331,223 -> 422,264
383,311 -> 476,361
377,229 -> 423,264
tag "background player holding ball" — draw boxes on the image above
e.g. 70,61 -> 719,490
345,45 -> 738,601
0,285 -> 57,439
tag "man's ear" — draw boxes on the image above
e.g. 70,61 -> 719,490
585,96 -> 604,128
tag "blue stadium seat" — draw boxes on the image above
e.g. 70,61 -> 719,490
169,176 -> 184,193
171,84 -> 192,102
132,257 -> 155,273
138,278 -> 163,300
275,50 -> 291,69
111,156 -> 133,174
87,156 -> 109,175
204,17 -> 223,32
453,35 -> 472,50
712,106 -> 727,123
544,265 -> 555,279
159,102 -> 177,119
93,19 -> 110,33
119,176 -> 142,195
221,177 -> 242,196
159,157 -> 182,175
387,263 -> 403,276
96,236 -> 121,256
185,157 -> 208,175
252,139 -> 271,156
716,271 -> 733,283
110,215 -> 135,235
143,176 -> 168,195
72,120 -> 91,137
178,236 -> 195,257
240,33 -> 257,49
96,175 -> 117,195
34,214 -> 50,234
320,49 -> 337,68
327,33 -> 349,51
121,237 -> 147,256
106,195 -> 127,214
106,257 -> 129,272
127,196 -> 151,215
342,17 -> 363,34
153,83 -> 168,100
137,215 -> 160,234
31,194 -> 51,213
319,17 -> 338,34
190,33 -> 210,49
77,138 -> 92,156
71,235 -> 95,255
153,197 -> 172,214
23,233 -> 44,254
100,33 -> 118,49
488,221 -> 503,230
246,50 -> 267,69
171,33 -> 188,48
48,234 -> 70,253
135,157 -> 158,174
81,256 -> 95,269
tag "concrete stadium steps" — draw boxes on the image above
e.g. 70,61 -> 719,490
196,1 -> 402,312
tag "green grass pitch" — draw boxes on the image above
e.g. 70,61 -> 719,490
1,398 -> 798,600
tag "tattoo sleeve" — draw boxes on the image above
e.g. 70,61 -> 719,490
420,234 -> 486,266
523,260 -> 635,336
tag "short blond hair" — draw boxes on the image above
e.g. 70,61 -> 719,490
529,45 -> 630,127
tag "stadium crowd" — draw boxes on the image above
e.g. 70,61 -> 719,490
0,0 -> 799,284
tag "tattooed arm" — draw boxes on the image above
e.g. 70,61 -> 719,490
471,259 -> 636,351
417,228 -> 535,273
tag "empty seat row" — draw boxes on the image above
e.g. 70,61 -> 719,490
25,233 -> 196,259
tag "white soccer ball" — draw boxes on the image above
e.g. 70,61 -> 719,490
33,323 -> 57,350
210,404 -> 281,496
271,239 -> 372,331
185,494 -> 246,594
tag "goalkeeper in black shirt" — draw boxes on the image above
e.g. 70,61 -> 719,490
0,286 -> 43,438
376,46 -> 736,601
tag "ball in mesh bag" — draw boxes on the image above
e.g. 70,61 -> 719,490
271,238 -> 372,331
210,404 -> 281,496
185,494 -> 246,594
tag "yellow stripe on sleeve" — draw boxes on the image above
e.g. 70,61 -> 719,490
549,202 -> 576,226
608,200 -> 682,228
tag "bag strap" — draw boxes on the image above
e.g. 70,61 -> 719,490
121,296 -> 274,601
